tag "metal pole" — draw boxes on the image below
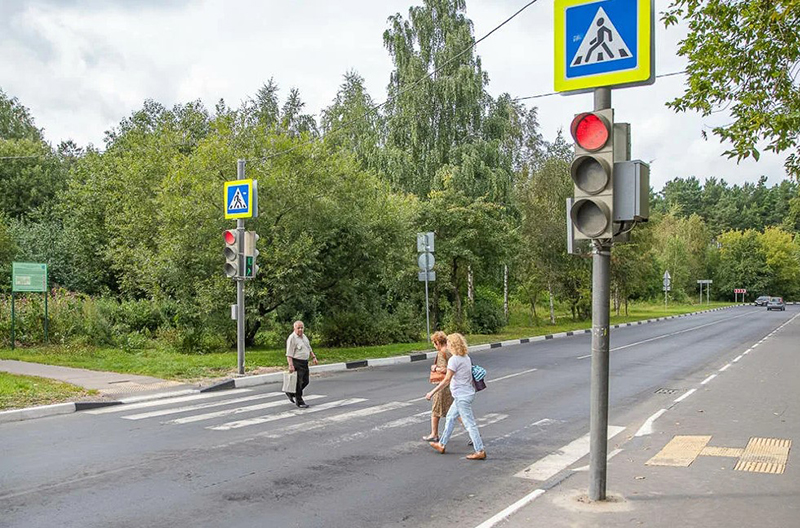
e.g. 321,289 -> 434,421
588,85 -> 612,502
589,240 -> 611,501
236,159 -> 246,375
424,248 -> 431,343
11,293 -> 14,351
707,284 -> 710,304
699,283 -> 702,305
44,291 -> 48,344
503,264 -> 509,320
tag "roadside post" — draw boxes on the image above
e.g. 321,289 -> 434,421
734,288 -> 746,304
663,270 -> 671,308
224,160 -> 258,375
697,279 -> 712,304
417,232 -> 435,343
556,0 -> 654,502
10,262 -> 49,350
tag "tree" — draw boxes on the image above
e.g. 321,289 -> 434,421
383,0 -> 489,197
715,229 -> 770,298
0,88 -> 42,141
321,71 -> 383,173
663,1 -> 800,175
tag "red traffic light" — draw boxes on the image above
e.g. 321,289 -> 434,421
571,112 -> 610,152
224,230 -> 236,245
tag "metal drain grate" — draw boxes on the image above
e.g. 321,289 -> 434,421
734,437 -> 791,474
655,388 -> 679,395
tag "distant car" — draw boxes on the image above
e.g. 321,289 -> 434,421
766,297 -> 786,311
754,295 -> 770,306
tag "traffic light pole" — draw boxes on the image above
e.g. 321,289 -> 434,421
236,159 -> 246,375
589,87 -> 611,502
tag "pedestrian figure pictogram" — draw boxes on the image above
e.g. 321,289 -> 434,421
228,188 -> 247,211
570,7 -> 631,67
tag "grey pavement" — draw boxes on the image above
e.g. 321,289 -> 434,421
0,359 -> 184,396
495,311 -> 800,528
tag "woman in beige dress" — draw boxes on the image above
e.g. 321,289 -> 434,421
423,331 -> 454,442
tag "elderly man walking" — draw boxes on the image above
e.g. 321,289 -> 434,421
285,321 -> 317,408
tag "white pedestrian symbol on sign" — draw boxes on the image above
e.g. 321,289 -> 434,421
570,7 -> 631,67
228,188 -> 247,210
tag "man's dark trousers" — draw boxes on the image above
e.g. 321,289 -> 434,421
293,358 -> 310,404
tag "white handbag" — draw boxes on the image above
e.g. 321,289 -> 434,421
282,371 -> 298,393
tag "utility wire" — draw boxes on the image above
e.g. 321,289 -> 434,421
249,0 -> 541,164
513,71 -> 687,102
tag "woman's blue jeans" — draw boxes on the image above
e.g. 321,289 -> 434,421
439,394 -> 484,452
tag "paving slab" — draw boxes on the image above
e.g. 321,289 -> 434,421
0,359 -> 182,395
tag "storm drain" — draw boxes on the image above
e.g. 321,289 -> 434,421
734,437 -> 791,474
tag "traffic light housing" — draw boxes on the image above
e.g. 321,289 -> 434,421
569,109 -> 614,240
223,229 -> 240,278
243,231 -> 259,278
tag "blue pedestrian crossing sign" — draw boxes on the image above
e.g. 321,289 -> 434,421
224,179 -> 257,219
554,0 -> 654,93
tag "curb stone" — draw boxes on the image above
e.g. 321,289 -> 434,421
2,303 -> 783,423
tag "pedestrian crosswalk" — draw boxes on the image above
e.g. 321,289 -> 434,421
84,388 -> 509,444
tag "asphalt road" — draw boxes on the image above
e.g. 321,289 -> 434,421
0,305 -> 794,528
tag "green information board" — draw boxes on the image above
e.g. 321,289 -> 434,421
12,262 -> 48,292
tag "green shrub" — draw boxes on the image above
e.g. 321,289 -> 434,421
468,287 -> 506,334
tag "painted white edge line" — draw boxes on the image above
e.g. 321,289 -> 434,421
701,374 -> 717,385
514,425 -> 626,481
635,409 -> 667,437
719,363 -> 731,372
474,489 -> 547,528
673,388 -> 697,403
732,354 -> 744,363
572,448 -> 623,471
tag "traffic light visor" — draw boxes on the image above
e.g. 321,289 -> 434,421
571,113 -> 610,152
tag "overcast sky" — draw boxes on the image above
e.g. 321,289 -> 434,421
0,0 -> 789,190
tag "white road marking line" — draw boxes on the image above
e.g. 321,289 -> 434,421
488,368 -> 538,383
701,374 -> 717,385
448,413 -> 508,441
576,312 -> 752,359
249,400 -> 408,436
122,392 -> 284,420
167,394 -> 325,425
609,312 -> 752,353
635,409 -> 667,437
474,489 -> 546,528
330,411 -> 432,444
733,354 -> 744,363
514,425 -> 626,481
488,418 -> 558,446
85,389 -> 252,414
572,449 -> 623,471
120,389 -> 197,403
743,349 -> 752,355
673,388 -> 697,403
719,363 -> 731,372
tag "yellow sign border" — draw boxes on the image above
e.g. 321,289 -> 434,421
224,179 -> 253,219
554,0 -> 653,93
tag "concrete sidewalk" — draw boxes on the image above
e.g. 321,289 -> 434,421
0,359 -> 184,396
487,312 -> 800,528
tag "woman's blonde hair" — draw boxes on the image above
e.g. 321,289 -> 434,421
446,333 -> 468,356
431,331 -> 447,347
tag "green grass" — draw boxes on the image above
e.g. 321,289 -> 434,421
0,372 -> 96,411
0,301 -> 733,381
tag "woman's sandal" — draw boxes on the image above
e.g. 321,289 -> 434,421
422,434 -> 439,442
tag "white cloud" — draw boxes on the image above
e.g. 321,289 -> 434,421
0,0 -> 789,188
